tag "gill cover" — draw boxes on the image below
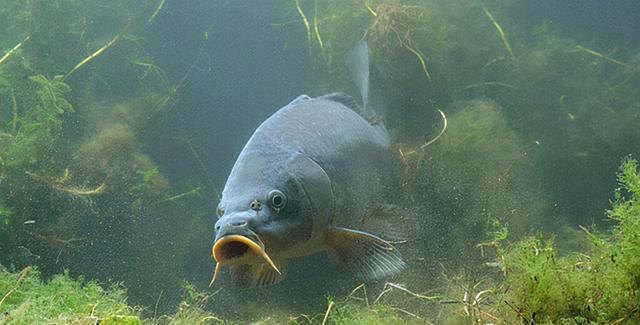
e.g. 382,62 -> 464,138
290,154 -> 334,234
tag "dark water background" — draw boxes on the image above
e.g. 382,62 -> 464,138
1,0 -> 640,322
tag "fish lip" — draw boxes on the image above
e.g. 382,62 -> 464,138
212,234 -> 264,264
209,232 -> 282,287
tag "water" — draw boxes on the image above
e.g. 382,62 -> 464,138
1,0 -> 639,323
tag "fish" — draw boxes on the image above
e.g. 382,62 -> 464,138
210,42 -> 404,288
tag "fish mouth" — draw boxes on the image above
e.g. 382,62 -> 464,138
217,239 -> 250,260
213,235 -> 259,262
209,234 -> 281,287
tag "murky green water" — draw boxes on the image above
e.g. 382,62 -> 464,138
1,0 -> 639,323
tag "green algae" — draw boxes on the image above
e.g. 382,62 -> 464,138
0,267 -> 225,325
0,267 -> 140,325
482,158 -> 640,323
100,316 -> 143,325
324,301 -> 408,325
290,158 -> 640,324
0,0 -> 206,312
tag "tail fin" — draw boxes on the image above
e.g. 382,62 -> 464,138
347,41 -> 371,114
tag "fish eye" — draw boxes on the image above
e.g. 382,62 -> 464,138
216,206 -> 225,218
267,190 -> 286,211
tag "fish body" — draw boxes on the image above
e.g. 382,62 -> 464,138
212,43 -> 404,287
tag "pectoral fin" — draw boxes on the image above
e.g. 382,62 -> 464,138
230,260 -> 288,288
326,227 -> 405,281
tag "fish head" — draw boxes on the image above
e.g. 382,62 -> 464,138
213,150 -> 334,269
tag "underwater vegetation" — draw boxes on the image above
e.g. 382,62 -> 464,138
0,266 -> 222,324
478,158 -> 640,324
0,0 -> 212,313
0,266 -> 140,324
1,156 -> 640,324
1,0 -> 640,323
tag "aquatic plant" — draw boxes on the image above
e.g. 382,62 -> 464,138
392,99 -> 543,275
363,1 -> 432,82
0,0 -> 639,322
481,158 -> 640,323
281,2 -> 637,320
282,158 -> 640,324
150,282 -> 223,325
0,266 -> 141,324
1,75 -> 72,171
322,299 -> 407,325
0,266 -> 224,325
0,0 -> 211,312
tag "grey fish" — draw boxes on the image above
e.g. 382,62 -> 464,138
210,42 -> 404,288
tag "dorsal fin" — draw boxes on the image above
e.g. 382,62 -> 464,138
347,41 -> 370,113
320,92 -> 382,125
346,41 -> 385,125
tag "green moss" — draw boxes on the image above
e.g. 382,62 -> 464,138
489,158 -> 640,323
100,315 -> 143,325
321,298 -> 407,325
397,99 -> 542,272
0,0 -> 179,304
0,268 -> 226,324
155,301 -> 223,325
0,267 -> 140,325
151,282 -> 223,325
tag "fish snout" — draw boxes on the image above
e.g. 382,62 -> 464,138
209,215 -> 282,287
214,215 -> 252,237
213,213 -> 261,263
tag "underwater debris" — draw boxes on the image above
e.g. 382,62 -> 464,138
401,109 -> 447,164
294,0 -> 312,53
65,31 -> 124,80
0,267 -> 31,307
25,170 -> 106,197
131,58 -> 171,87
139,26 -> 213,114
315,281 -> 502,324
374,282 -> 442,304
404,44 -> 432,81
464,81 -> 516,90
35,233 -> 85,249
10,89 -> 17,134
173,136 -> 215,187
55,182 -> 106,196
365,3 -> 377,17
345,283 -> 370,307
306,284 -> 419,324
363,2 -> 414,46
148,0 -> 166,24
321,299 -> 335,325
0,36 -> 30,66
364,2 -> 432,81
152,187 -> 203,205
313,0 -> 324,50
569,45 -> 633,69
293,0 -> 329,64
480,3 -> 515,60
